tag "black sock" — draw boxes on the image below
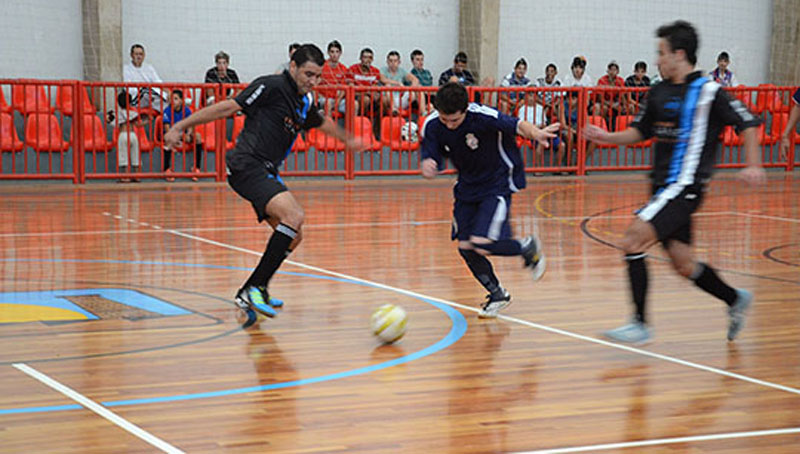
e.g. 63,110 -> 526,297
164,148 -> 172,170
244,224 -> 297,289
472,239 -> 523,256
626,253 -> 648,324
194,143 -> 202,168
459,249 -> 502,296
691,262 -> 737,306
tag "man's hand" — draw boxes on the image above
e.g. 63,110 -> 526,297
583,124 -> 610,144
164,128 -> 183,150
531,123 -> 560,148
738,165 -> 766,186
345,137 -> 367,153
779,135 -> 790,161
421,158 -> 439,179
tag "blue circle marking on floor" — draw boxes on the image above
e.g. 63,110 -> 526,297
0,258 -> 468,415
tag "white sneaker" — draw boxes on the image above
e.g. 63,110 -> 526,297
478,289 -> 512,318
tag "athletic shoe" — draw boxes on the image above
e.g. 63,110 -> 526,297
521,235 -> 546,281
258,286 -> 283,308
165,168 -> 175,182
191,167 -> 200,182
235,286 -> 276,317
727,289 -> 753,341
478,289 -> 512,318
603,320 -> 652,345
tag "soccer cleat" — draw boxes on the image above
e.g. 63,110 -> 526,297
521,235 -> 546,281
603,320 -> 652,345
727,289 -> 753,341
478,289 -> 512,318
235,286 -> 277,318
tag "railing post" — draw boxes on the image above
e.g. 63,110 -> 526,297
73,80 -> 85,184
215,83 -> 225,181
345,85 -> 355,180
577,88 -> 587,176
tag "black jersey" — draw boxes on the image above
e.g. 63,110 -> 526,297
227,71 -> 323,171
631,71 -> 760,187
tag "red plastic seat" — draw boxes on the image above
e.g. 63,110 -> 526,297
292,133 -> 309,152
231,115 -> 245,143
56,86 -> 94,116
380,116 -> 419,151
721,123 -> 766,147
352,116 -> 382,151
81,115 -> 112,152
586,116 -> 618,149
0,89 -> 11,114
0,113 -> 24,152
615,115 -> 653,147
307,127 -> 345,151
24,113 -> 69,152
756,84 -> 790,114
13,85 -> 55,114
196,122 -> 234,152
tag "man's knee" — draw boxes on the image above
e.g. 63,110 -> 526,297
469,236 -> 491,255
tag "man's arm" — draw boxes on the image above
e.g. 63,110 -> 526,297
517,120 -> 560,147
739,126 -> 766,185
164,99 -> 240,148
315,116 -> 364,151
780,103 -> 800,160
583,125 -> 644,145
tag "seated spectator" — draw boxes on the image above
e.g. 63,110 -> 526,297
275,42 -> 301,74
562,56 -> 593,87
518,91 -> 565,171
561,90 -> 580,166
535,63 -> 562,106
624,61 -> 650,111
499,58 -> 532,114
595,60 -> 626,128
380,50 -> 419,114
123,43 -> 167,114
319,40 -> 351,116
709,51 -> 739,87
438,52 -> 476,86
114,92 -> 141,183
348,47 -> 382,116
162,89 -> 202,181
204,51 -> 240,104
410,49 -> 433,114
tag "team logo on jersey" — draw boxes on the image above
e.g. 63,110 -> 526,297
465,133 -> 479,150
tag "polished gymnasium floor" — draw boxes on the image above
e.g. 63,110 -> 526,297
0,172 -> 798,453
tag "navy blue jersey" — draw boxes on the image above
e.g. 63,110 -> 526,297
421,103 -> 525,201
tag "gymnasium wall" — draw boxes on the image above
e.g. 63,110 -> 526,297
498,0 -> 771,86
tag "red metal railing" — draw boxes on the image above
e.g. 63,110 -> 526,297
0,79 -> 796,183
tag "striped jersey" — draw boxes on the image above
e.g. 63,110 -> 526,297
630,71 -> 760,187
421,103 -> 525,202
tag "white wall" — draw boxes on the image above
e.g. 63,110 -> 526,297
498,0 -> 772,86
0,0 -> 83,79
122,0 -> 460,84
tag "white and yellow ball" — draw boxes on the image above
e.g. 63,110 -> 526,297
371,304 -> 408,344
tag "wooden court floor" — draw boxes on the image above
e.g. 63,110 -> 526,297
0,172 -> 798,453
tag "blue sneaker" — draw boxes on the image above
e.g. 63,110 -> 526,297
727,289 -> 752,341
235,286 -> 277,318
603,320 -> 652,345
258,286 -> 283,308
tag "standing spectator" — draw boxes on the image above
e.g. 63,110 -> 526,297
498,58 -> 531,114
625,61 -> 651,111
275,43 -> 301,74
348,48 -> 382,116
123,43 -> 166,113
380,50 -> 419,114
204,51 -> 240,105
438,52 -> 476,86
162,90 -> 203,181
563,55 -> 593,87
319,40 -> 350,116
709,51 -> 739,87
595,60 -> 626,128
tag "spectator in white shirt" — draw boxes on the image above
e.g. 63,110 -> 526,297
563,56 -> 593,87
123,43 -> 166,113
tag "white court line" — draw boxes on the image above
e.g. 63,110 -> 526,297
12,363 -> 185,454
730,211 -> 800,224
510,427 -> 800,453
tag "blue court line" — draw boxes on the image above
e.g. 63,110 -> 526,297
0,258 -> 467,415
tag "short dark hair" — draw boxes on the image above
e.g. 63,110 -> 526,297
214,51 -> 229,63
717,51 -> 730,62
387,50 -> 400,59
360,47 -> 374,58
515,58 -> 527,69
172,89 -> 184,99
454,52 -> 468,63
546,63 -> 557,72
291,43 -> 325,67
656,20 -> 698,65
571,56 -> 586,69
327,40 -> 342,52
607,61 -> 619,70
411,49 -> 424,60
634,61 -> 647,71
435,82 -> 468,114
130,44 -> 144,54
289,42 -> 301,52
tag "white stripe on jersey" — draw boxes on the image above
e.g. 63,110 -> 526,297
420,110 -> 439,140
496,132 -> 520,193
487,196 -> 508,241
467,102 -> 499,118
638,81 -> 718,221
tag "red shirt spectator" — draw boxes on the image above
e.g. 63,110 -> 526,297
349,48 -> 381,86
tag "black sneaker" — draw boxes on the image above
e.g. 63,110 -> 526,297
521,235 -> 546,281
478,289 -> 512,318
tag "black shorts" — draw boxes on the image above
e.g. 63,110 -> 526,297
636,183 -> 705,246
227,158 -> 287,223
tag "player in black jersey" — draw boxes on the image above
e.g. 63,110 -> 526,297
166,44 -> 363,324
584,21 -> 765,344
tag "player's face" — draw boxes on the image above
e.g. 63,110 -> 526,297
656,38 -> 679,80
131,48 -> 145,67
438,110 -> 466,130
412,54 -> 424,70
291,61 -> 323,95
328,47 -> 341,63
387,55 -> 400,71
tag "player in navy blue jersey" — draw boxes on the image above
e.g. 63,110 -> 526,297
584,21 -> 766,344
165,44 -> 364,324
421,82 -> 559,318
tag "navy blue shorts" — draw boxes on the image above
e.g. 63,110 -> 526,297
451,195 -> 513,242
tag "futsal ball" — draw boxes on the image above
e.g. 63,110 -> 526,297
400,121 -> 419,143
371,304 -> 408,344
